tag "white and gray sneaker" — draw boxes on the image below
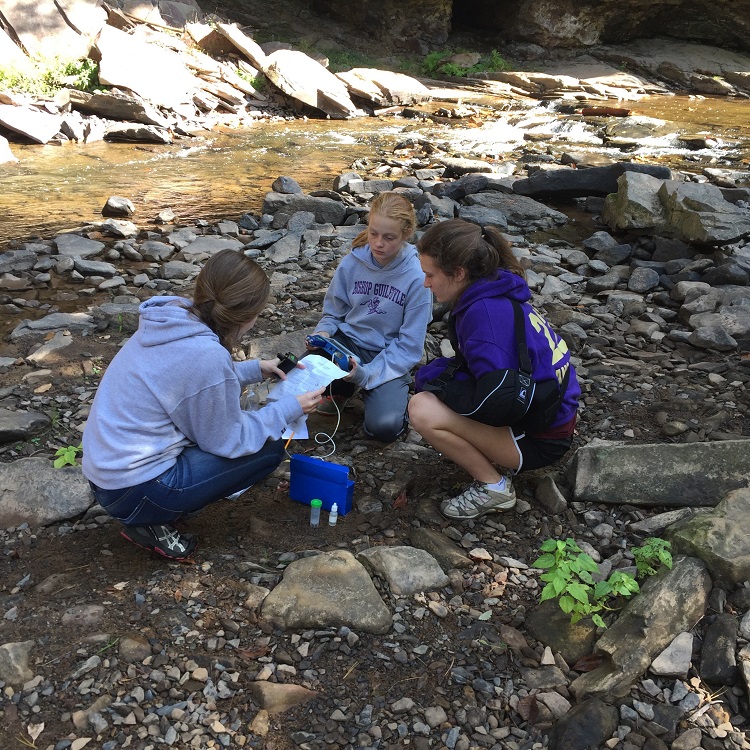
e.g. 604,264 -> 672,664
440,477 -> 516,520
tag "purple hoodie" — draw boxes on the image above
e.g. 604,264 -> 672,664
415,270 -> 580,432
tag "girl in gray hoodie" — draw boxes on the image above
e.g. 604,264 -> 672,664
83,249 -> 325,560
310,192 -> 432,442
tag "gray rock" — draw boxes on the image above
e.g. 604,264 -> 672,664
357,546 -> 449,595
628,267 -> 661,292
0,640 -> 35,687
260,550 -> 392,633
570,556 -> 711,700
525,600 -> 597,666
26,331 -> 73,364
0,458 -> 94,527
140,240 -> 174,262
688,325 -> 738,351
534,475 -> 568,515
650,632 -> 693,678
668,487 -> 750,586
10,312 -> 95,340
699,612 -> 738,685
0,248 -> 37,273
265,232 -> 301,263
262,192 -> 347,225
457,203 -> 508,230
54,234 -> 105,258
574,439 -> 750,507
161,260 -> 199,280
548,698 -> 619,750
272,175 -> 302,194
0,408 -> 51,443
74,258 -> 118,277
181,236 -> 245,260
514,163 -> 672,199
409,527 -> 472,571
103,196 -> 135,217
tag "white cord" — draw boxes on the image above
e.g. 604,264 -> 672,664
313,397 -> 343,458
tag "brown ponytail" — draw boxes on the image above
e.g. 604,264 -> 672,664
191,249 -> 270,351
417,219 -> 524,283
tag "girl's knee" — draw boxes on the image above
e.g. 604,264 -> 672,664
364,413 -> 405,444
408,392 -> 435,430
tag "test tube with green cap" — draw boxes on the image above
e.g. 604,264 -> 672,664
310,498 -> 322,527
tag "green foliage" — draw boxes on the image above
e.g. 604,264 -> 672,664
534,537 -> 673,629
326,50 -> 380,73
0,57 -> 102,96
53,443 -> 82,469
633,538 -> 673,578
534,538 -> 639,629
421,49 -> 511,78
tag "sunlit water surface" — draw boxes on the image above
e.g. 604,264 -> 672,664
1,95 -> 748,248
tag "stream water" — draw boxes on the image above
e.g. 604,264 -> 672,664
1,94 -> 749,249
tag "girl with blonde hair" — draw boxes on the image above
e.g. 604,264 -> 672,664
310,191 -> 432,442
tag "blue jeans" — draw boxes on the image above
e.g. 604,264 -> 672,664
89,440 -> 285,526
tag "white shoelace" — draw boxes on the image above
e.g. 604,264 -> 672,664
155,525 -> 188,553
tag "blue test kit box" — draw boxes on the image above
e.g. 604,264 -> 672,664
289,454 -> 354,515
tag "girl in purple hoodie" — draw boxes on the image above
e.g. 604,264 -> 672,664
409,219 -> 580,521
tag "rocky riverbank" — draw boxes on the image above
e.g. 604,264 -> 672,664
1,150 -> 750,750
3,0 -> 750,166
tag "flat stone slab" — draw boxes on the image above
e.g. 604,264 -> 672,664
574,439 -> 750,506
0,458 -> 93,527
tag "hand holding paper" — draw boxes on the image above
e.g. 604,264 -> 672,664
266,354 -> 347,402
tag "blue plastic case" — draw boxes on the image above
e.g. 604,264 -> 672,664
289,454 -> 354,515
306,335 -> 359,371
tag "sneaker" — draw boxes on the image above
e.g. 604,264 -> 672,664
316,395 -> 349,416
440,478 -> 516,520
120,524 -> 198,560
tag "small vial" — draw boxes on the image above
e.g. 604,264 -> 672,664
309,499 -> 322,527
328,503 -> 338,527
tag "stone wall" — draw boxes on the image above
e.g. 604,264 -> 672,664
316,0 -> 750,52
312,0 -> 452,51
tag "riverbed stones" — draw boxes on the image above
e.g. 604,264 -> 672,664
357,545 -> 449,595
0,458 -> 93,526
260,550 -> 392,633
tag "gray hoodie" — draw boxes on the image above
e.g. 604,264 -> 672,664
82,297 -> 301,490
315,243 -> 432,389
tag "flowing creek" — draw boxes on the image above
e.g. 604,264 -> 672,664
1,93 -> 748,247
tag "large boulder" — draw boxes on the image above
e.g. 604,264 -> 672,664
668,487 -> 750,586
0,458 -> 94,527
574,439 -> 750,507
264,49 -> 361,119
570,556 -> 711,701
260,550 -> 392,634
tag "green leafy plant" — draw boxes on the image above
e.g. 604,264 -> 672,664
421,49 -> 511,79
534,537 -> 673,629
534,538 -> 639,629
633,538 -> 672,578
0,57 -> 103,96
54,443 -> 82,468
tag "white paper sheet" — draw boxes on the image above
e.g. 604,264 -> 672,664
268,355 -> 348,440
266,354 -> 347,402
